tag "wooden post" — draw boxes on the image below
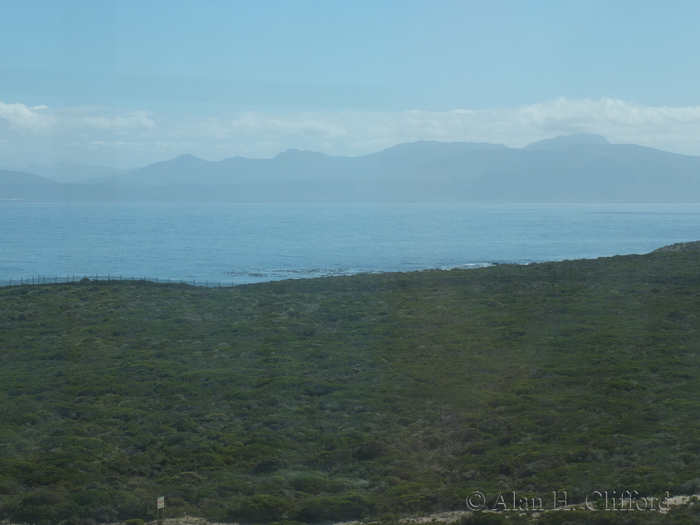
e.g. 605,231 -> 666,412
157,496 -> 165,524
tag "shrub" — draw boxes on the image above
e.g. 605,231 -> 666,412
460,512 -> 506,525
295,493 -> 374,522
229,494 -> 297,523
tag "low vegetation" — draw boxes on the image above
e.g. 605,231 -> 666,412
2,246 -> 700,524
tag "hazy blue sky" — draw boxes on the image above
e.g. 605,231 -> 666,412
2,0 -> 700,168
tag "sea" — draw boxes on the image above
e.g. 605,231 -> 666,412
1,202 -> 700,286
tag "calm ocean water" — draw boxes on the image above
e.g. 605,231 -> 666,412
1,202 -> 700,285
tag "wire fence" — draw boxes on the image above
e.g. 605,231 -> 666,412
0,275 -> 238,288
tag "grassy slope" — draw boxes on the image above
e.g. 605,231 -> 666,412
1,249 -> 700,525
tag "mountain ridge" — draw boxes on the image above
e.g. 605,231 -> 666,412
523,132 -> 610,151
3,134 -> 700,202
22,161 -> 133,183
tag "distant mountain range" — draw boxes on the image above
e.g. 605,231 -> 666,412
3,133 -> 700,202
21,161 -> 132,183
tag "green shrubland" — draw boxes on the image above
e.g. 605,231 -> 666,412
1,247 -> 700,524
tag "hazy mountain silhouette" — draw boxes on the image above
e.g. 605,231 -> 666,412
523,132 -> 610,151
23,161 -> 131,183
89,141 -> 508,187
3,135 -> 700,202
0,169 -> 62,200
383,140 -> 700,202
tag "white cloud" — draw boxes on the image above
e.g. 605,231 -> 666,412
187,99 -> 700,157
4,98 -> 700,167
77,113 -> 156,131
200,114 -> 347,139
504,98 -> 700,153
0,102 -> 53,131
512,98 -> 700,136
0,103 -> 156,136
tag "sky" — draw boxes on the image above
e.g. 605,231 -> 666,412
1,0 -> 700,168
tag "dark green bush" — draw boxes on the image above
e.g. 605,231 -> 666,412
229,494 -> 297,523
461,512 -> 507,525
3,251 -> 700,523
295,493 -> 374,522
10,491 -> 81,525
